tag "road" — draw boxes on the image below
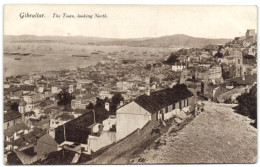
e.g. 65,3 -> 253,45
131,101 -> 257,164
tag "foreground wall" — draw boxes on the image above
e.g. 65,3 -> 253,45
116,102 -> 151,141
88,131 -> 116,153
86,120 -> 160,164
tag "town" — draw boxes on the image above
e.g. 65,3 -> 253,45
3,29 -> 257,164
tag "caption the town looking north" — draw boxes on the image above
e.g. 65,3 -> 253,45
19,12 -> 107,19
53,13 -> 107,19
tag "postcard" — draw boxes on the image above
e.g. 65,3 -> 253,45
3,4 -> 257,165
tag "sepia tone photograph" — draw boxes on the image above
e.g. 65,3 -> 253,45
3,4 -> 257,165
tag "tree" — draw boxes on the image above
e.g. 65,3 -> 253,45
86,102 -> 94,110
214,51 -> 223,58
236,85 -> 257,128
40,101 -> 47,108
145,64 -> 152,70
110,93 -> 124,112
94,107 -> 109,123
104,97 -> 109,103
164,53 -> 180,65
57,90 -> 75,109
221,64 -> 230,80
10,102 -> 19,112
94,97 -> 105,108
243,54 -> 256,60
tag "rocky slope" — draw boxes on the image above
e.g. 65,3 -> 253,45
131,101 -> 257,164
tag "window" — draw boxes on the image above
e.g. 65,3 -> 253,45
179,102 -> 182,109
172,104 -> 175,110
160,109 -> 163,114
165,107 -> 168,113
187,99 -> 189,106
7,122 -> 9,128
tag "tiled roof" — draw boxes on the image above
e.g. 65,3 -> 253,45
8,86 -> 23,93
134,84 -> 193,114
4,111 -> 22,122
227,75 -> 257,86
4,123 -> 29,137
21,85 -> 36,92
4,103 -> 11,112
73,109 -> 91,114
38,134 -> 58,146
12,128 -> 46,147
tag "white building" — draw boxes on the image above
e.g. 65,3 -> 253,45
209,66 -> 222,83
51,86 -> 59,94
71,99 -> 88,110
116,84 -> 195,141
99,90 -> 113,99
23,92 -> 42,104
172,63 -> 186,72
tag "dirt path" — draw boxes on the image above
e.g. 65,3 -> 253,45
131,101 -> 257,164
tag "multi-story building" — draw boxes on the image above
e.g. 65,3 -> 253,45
208,66 -> 222,83
246,29 -> 256,39
171,63 -> 186,72
23,92 -> 42,104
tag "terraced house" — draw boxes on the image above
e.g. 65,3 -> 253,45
116,84 -> 195,140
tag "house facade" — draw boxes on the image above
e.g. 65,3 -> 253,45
71,99 -> 88,110
4,111 -> 22,130
116,84 -> 195,141
116,102 -> 152,141
172,64 -> 186,72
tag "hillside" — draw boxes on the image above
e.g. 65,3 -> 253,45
4,34 -> 231,48
131,101 -> 257,164
100,34 -> 231,48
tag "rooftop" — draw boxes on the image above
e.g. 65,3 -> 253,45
55,111 -> 95,144
134,84 -> 194,114
22,146 -> 37,156
4,123 -> 29,137
4,110 -> 22,122
227,75 -> 257,86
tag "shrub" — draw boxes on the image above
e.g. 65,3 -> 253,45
236,85 -> 257,127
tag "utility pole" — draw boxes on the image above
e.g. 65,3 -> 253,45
63,124 -> 66,141
193,69 -> 197,115
93,109 -> 96,124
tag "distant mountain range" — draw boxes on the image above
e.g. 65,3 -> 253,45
4,34 -> 231,48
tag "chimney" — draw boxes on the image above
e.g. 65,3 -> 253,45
120,101 -> 124,106
24,129 -> 29,134
105,102 -> 110,111
242,75 -> 245,81
147,89 -> 150,96
63,124 -> 66,141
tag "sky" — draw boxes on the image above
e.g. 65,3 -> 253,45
4,5 -> 258,39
